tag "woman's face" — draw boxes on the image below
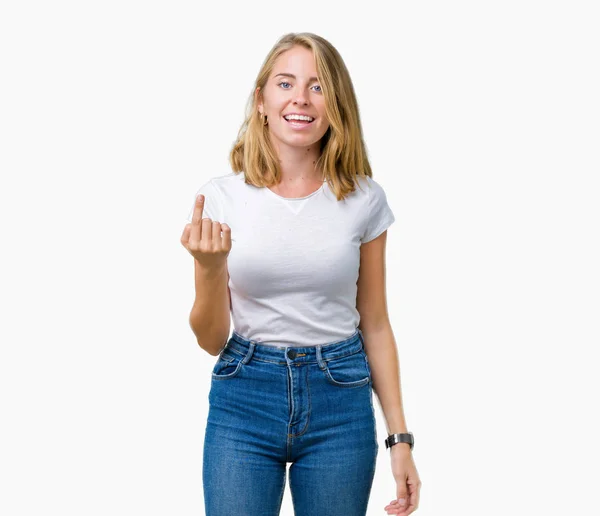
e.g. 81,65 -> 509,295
258,45 -> 330,151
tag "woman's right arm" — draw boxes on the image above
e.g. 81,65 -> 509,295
189,260 -> 231,356
182,194 -> 232,356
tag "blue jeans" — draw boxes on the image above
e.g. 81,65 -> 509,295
202,327 -> 379,515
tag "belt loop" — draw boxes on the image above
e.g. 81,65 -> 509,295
356,327 -> 365,349
243,341 -> 256,363
315,344 -> 326,370
357,327 -> 364,341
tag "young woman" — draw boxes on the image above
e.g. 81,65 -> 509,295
181,32 -> 421,516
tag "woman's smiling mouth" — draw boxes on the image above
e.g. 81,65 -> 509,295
283,115 -> 315,129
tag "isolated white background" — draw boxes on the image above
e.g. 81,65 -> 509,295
1,1 -> 598,515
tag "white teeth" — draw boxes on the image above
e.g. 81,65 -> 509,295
284,114 -> 314,122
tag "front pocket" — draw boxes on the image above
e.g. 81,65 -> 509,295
322,349 -> 371,388
211,348 -> 245,380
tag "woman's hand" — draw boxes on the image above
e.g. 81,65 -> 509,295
181,194 -> 232,271
384,445 -> 421,514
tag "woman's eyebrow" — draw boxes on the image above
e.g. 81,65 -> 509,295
274,73 -> 319,81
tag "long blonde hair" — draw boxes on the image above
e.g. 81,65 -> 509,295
229,32 -> 373,201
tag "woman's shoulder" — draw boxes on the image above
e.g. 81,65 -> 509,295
209,171 -> 242,186
200,171 -> 244,196
349,174 -> 386,198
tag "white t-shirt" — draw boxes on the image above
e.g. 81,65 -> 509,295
186,171 -> 395,348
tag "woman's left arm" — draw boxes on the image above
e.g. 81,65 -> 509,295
360,324 -> 408,436
357,231 -> 421,515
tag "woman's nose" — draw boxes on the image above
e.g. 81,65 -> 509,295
293,90 -> 309,105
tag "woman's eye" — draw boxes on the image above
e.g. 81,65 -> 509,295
277,81 -> 322,93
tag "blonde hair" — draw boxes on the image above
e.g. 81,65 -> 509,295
229,32 -> 373,201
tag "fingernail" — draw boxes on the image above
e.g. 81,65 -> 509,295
398,498 -> 406,505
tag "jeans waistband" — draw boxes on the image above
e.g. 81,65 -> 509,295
226,327 -> 365,365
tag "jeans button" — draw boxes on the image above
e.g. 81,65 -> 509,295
287,349 -> 297,360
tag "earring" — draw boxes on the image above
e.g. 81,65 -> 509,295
260,111 -> 268,126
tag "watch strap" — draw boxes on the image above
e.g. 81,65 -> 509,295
385,432 -> 414,450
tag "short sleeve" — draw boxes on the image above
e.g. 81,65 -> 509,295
186,179 -> 221,223
361,177 -> 396,243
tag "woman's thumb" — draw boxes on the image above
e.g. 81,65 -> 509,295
395,493 -> 407,507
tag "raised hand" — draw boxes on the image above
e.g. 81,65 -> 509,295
181,194 -> 232,272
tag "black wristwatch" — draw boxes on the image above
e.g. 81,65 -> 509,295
385,432 -> 414,451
